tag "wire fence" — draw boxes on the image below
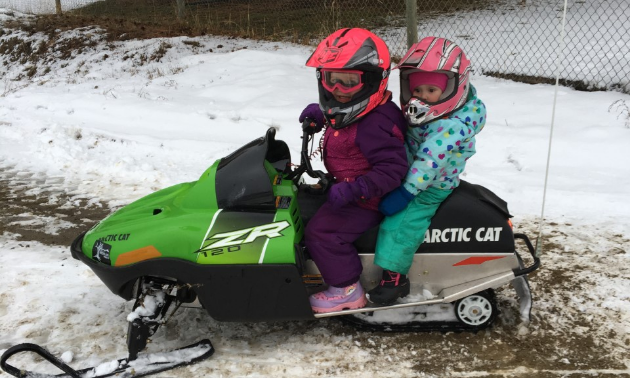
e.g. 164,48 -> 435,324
2,0 -> 629,92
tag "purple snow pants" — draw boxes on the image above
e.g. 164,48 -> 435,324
305,201 -> 384,287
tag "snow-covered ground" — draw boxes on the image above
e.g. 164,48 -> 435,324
0,8 -> 629,378
0,0 -> 98,14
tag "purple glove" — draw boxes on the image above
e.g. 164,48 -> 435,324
328,181 -> 365,209
299,103 -> 325,134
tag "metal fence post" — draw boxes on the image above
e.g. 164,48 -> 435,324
55,0 -> 62,15
405,0 -> 418,49
176,0 -> 185,20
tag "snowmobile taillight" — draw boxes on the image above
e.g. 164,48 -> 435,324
508,219 -> 513,229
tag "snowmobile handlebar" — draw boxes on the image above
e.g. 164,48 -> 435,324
301,117 -> 324,135
285,120 -> 330,191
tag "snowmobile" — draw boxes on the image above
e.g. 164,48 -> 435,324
1,125 -> 539,378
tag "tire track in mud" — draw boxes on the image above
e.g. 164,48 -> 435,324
0,164 -> 111,246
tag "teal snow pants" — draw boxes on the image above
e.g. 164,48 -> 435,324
374,187 -> 453,274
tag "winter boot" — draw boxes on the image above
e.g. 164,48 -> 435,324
309,281 -> 367,314
366,270 -> 410,305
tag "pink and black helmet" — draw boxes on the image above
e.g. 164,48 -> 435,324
305,28 -> 391,129
397,37 -> 471,127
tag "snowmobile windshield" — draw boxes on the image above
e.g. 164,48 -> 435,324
215,128 -> 290,211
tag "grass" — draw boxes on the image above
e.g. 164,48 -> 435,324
45,0 -> 496,44
608,99 -> 630,128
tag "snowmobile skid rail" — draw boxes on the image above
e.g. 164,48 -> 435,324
0,339 -> 214,378
337,290 -> 498,333
318,233 -> 539,332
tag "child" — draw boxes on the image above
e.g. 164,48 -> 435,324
366,37 -> 487,305
298,28 -> 408,313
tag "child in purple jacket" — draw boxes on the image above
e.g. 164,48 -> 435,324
298,28 -> 408,313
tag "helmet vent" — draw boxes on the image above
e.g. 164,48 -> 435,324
153,209 -> 163,215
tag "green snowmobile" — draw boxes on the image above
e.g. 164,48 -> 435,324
1,126 -> 539,378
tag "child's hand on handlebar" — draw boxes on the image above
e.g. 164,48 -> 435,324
299,103 -> 325,134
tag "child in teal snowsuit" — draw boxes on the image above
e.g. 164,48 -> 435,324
366,37 -> 487,305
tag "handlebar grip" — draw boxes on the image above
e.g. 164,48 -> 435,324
302,118 -> 323,135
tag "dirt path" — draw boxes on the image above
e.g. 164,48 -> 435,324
0,164 -> 111,246
1,164 -> 628,377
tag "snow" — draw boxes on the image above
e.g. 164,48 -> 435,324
0,0 -> 100,14
61,350 -> 74,364
0,6 -> 629,378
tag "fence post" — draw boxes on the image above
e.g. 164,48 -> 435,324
176,0 -> 185,20
405,0 -> 418,48
55,0 -> 62,15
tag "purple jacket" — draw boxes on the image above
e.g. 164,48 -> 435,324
322,93 -> 408,210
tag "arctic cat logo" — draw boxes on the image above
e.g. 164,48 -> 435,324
424,227 -> 504,243
92,240 -> 112,265
199,221 -> 290,252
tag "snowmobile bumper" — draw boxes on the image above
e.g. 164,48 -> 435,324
71,232 -> 315,322
512,233 -> 540,276
510,233 -> 539,322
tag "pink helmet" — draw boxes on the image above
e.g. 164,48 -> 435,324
305,28 -> 391,129
396,37 -> 471,127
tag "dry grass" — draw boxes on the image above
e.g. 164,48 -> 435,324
8,0 -> 497,44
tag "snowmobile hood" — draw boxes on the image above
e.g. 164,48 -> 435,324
79,128 -> 297,267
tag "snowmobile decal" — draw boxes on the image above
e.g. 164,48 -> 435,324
114,245 -> 162,266
452,256 -> 506,266
276,196 -> 291,209
201,221 -> 290,250
423,227 -> 504,243
92,240 -> 112,265
195,210 -> 289,264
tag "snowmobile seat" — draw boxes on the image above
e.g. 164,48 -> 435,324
298,181 -> 515,254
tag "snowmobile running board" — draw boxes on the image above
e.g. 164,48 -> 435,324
313,271 -> 517,318
0,339 -> 213,378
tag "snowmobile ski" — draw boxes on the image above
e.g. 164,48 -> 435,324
0,339 -> 214,378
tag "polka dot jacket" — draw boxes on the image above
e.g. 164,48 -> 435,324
402,85 -> 486,195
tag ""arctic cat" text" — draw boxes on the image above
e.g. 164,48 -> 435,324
424,227 -> 504,243
97,233 -> 130,242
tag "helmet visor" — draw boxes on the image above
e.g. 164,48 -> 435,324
321,69 -> 364,94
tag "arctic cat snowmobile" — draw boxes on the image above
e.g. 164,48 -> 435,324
1,126 -> 539,378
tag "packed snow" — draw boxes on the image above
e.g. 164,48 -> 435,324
0,6 -> 629,378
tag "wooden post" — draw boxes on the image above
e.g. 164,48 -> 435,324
55,0 -> 62,15
405,0 -> 418,48
176,0 -> 185,20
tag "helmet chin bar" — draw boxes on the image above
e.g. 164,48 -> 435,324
404,97 -> 431,126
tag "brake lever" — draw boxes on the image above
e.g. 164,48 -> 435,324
313,170 -> 330,192
302,118 -> 323,135
298,171 -> 330,195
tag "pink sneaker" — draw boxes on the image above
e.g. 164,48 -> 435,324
309,281 -> 367,314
